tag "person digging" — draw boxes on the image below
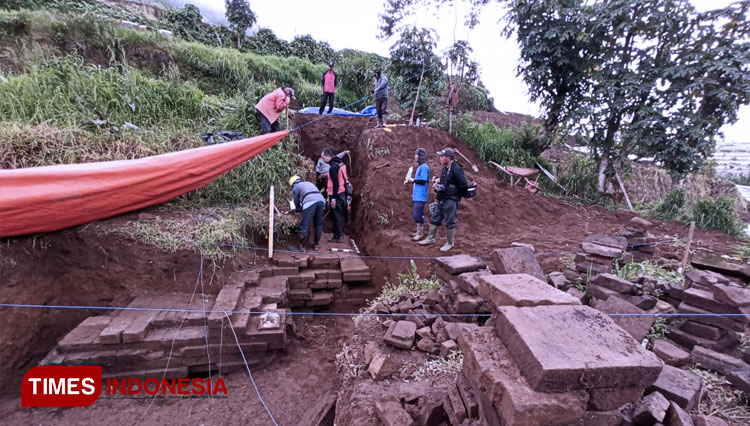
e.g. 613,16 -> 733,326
288,176 -> 325,252
321,147 -> 349,243
418,148 -> 468,251
255,87 -> 295,135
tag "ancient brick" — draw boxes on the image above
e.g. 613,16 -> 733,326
584,235 -> 628,250
440,340 -> 458,357
368,354 -> 399,380
495,305 -> 663,392
691,255 -> 750,282
306,291 -> 334,307
690,346 -> 749,377
666,401 -> 695,426
653,339 -> 690,367
457,270 -> 491,295
712,284 -> 750,307
455,293 -> 483,313
680,321 -> 724,340
633,391 -> 669,425
575,261 -> 611,275
314,269 -> 342,280
547,272 -> 568,289
340,257 -> 369,280
589,273 -> 638,295
456,377 -> 479,419
445,384 -> 467,425
588,387 -> 644,411
287,289 -> 313,301
490,247 -> 545,281
592,295 -> 654,342
384,320 -> 416,349
436,254 -> 486,274
582,242 -> 623,258
682,288 -> 750,322
647,365 -> 702,410
677,302 -> 746,332
667,327 -> 740,352
375,400 -> 415,426
587,284 -> 620,301
478,274 -> 581,308
207,284 -> 244,328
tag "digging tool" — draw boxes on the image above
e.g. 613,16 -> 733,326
374,162 -> 390,171
329,248 -> 356,253
454,149 -> 479,173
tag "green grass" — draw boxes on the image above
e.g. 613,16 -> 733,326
615,259 -> 684,286
453,118 -> 538,168
649,189 -> 686,221
688,197 -> 745,237
411,350 -> 463,381
733,243 -> 750,262
366,260 -> 442,309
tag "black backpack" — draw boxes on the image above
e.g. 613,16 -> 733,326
462,181 -> 477,199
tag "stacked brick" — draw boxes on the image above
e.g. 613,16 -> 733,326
457,272 -> 665,426
433,254 -> 492,316
270,251 -> 374,309
616,216 -> 658,262
563,235 -> 633,285
41,272 -> 289,379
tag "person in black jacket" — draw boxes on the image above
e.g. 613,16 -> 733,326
319,61 -> 337,115
418,148 -> 468,251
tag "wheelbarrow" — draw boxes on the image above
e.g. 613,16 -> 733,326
489,161 -> 540,193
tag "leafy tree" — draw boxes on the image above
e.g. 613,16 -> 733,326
158,4 -> 204,42
247,28 -> 291,56
225,0 -> 256,49
389,26 -> 444,118
289,35 -> 335,64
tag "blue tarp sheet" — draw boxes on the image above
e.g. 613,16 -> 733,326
296,106 -> 377,116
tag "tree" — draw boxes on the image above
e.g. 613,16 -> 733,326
247,28 -> 291,56
389,27 -> 444,118
225,0 -> 256,49
159,4 -> 205,42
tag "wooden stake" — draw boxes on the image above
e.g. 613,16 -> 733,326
680,221 -> 695,274
268,185 -> 274,258
409,61 -> 426,126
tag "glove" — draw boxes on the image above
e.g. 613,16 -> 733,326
404,166 -> 414,185
435,184 -> 445,193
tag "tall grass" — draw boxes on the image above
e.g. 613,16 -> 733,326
688,197 -> 745,237
649,189 -> 686,221
453,119 -> 538,168
552,154 -> 604,203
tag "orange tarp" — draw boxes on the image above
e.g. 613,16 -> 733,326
0,130 -> 289,238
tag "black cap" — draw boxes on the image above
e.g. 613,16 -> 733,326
328,61 -> 334,67
436,148 -> 455,159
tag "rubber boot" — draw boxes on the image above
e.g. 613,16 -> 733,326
411,223 -> 424,241
418,224 -> 438,245
440,228 -> 455,252
382,116 -> 387,127
376,116 -> 383,128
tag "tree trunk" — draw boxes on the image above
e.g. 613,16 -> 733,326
613,160 -> 634,211
597,156 -> 609,194
237,33 -> 242,50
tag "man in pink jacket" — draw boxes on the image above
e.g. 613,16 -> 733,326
255,87 -> 295,134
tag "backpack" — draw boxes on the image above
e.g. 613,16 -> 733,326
462,181 -> 477,199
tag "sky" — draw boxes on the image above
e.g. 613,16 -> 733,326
163,0 -> 748,145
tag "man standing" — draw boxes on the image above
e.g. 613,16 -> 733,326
316,149 -> 349,192
319,61 -> 337,115
255,87 -> 295,134
289,176 -> 326,252
405,148 -> 430,241
418,148 -> 468,251
373,69 -> 389,127
322,147 -> 348,243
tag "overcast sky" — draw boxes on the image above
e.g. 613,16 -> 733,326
165,0 -> 748,145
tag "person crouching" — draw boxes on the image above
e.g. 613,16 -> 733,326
289,176 -> 325,252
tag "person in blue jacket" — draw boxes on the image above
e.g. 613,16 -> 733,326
405,147 -> 430,241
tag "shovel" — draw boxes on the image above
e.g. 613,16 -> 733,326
454,148 -> 479,173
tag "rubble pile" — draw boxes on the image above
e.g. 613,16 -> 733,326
563,235 -> 633,286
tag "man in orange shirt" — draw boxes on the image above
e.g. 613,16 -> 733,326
255,87 -> 295,134
319,61 -> 337,114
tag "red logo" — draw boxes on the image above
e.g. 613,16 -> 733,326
22,366 -> 102,407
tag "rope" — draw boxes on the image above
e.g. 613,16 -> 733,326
224,311 -> 280,426
1,302 -> 748,318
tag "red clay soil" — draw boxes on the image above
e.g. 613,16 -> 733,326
293,114 -> 739,284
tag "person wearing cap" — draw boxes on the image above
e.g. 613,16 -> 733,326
372,69 -> 389,127
255,87 -> 295,135
321,147 -> 349,243
289,175 -> 326,252
418,147 -> 468,251
316,149 -> 350,192
404,148 -> 430,241
319,61 -> 338,115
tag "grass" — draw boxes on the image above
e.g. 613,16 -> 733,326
688,197 -> 745,238
365,260 -> 442,311
649,189 -> 686,221
687,365 -> 750,424
453,118 -> 538,169
615,259 -> 685,286
733,243 -> 750,262
646,318 -> 667,349
410,350 -> 463,381
335,344 -> 366,380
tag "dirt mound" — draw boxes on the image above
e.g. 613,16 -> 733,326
293,114 -> 739,284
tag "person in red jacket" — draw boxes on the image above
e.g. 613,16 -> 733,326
255,87 -> 295,134
319,61 -> 337,115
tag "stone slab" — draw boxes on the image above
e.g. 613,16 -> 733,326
208,284 -> 244,328
435,254 -> 486,274
680,321 -> 723,340
691,255 -> 750,282
306,291 -> 334,307
489,247 -> 545,281
666,401 -> 695,426
712,284 -> 750,307
587,284 -> 620,302
458,326 -> 588,426
667,327 -> 740,352
690,346 -> 749,377
375,400 -> 415,426
478,274 -> 581,308
589,273 -> 638,295
575,261 -> 611,275
633,391 -> 669,425
681,288 -> 750,322
726,369 -> 750,395
310,255 -> 340,269
457,270 -> 491,296
592,295 -> 654,342
588,387 -> 644,411
653,339 -> 690,367
314,269 -> 342,281
383,321 -> 416,349
445,383 -> 467,425
677,302 -> 746,332
455,293 -> 484,314
647,365 -> 702,410
58,316 -> 111,352
494,305 -> 663,392
686,269 -> 727,288
340,256 -> 369,279
691,415 -> 729,426
583,235 -> 628,250
368,353 -> 399,379
582,242 -> 623,259
456,377 -> 479,419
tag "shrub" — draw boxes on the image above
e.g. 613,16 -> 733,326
650,189 -> 686,221
688,197 -> 745,237
726,171 -> 750,186
454,119 -> 538,168
553,154 -> 604,203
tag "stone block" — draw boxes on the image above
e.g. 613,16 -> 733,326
588,387 -> 644,411
712,284 -> 750,307
384,320 -> 416,349
576,253 -> 616,266
647,365 -> 702,410
478,274 -> 581,308
592,295 -> 654,342
340,257 -> 370,281
375,400 -> 415,426
677,302 -> 746,332
690,346 -> 749,377
681,288 -> 750,322
666,401 -> 695,426
547,272 -> 568,289
691,415 -> 729,426
587,284 -> 620,302
653,339 -> 690,367
287,270 -> 317,285
445,384 -> 467,425
272,266 -> 298,276
582,242 -> 623,258
364,342 -> 379,365
440,340 -> 458,357
489,247 -> 545,281
630,217 -> 654,228
495,305 -> 663,392
457,326 -> 588,426
455,293 -> 483,313
444,322 -> 475,341
306,291 -> 334,307
633,391 -> 669,425
680,321 -> 723,340
207,284 -> 244,328
456,377 -> 479,419
416,326 -> 433,340
567,288 -> 586,302
691,255 -> 750,282
667,327 -> 740,352
368,353 -> 399,380
419,399 -> 448,426
575,261 -> 611,275
287,289 -> 313,301
584,235 -> 628,250
314,269 -> 342,281
726,369 -> 750,395
458,270 -> 491,295
310,255 -> 340,269
436,254 -> 486,274
564,268 -> 585,282
590,273 -> 639,295
416,338 -> 438,354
